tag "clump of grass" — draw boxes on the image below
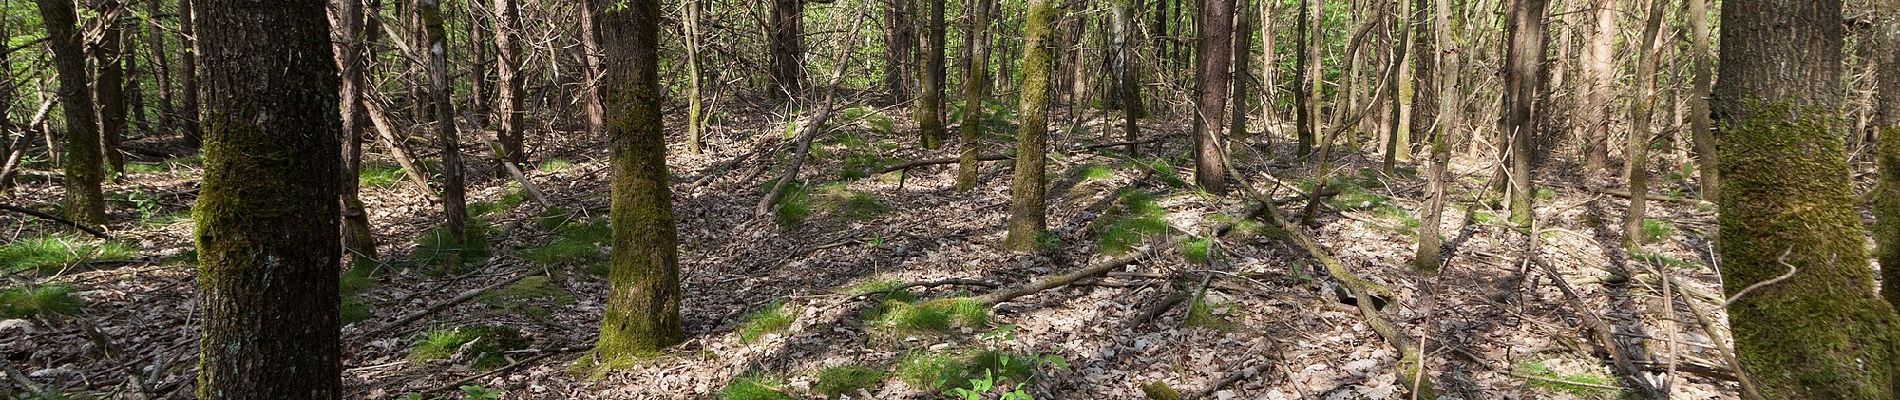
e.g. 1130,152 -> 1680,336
339,266 -> 377,325
841,153 -> 897,180
894,349 -> 1050,391
866,296 -> 988,335
140,211 -> 191,229
736,300 -> 795,343
1641,218 -> 1675,243
521,216 -> 609,275
840,277 -> 904,296
1141,381 -> 1184,400
1183,294 -> 1236,332
1179,238 -> 1213,264
411,221 -> 494,273
359,163 -> 406,188
1074,164 -> 1115,181
478,276 -> 575,318
123,161 -> 170,174
813,363 -> 886,397
537,158 -> 576,172
812,183 -> 886,220
408,325 -> 527,370
1131,158 -> 1187,187
0,284 -> 86,318
466,186 -> 532,218
894,351 -> 964,390
718,373 -> 792,400
1096,190 -> 1169,255
0,234 -> 138,275
1533,186 -> 1559,201
1514,360 -> 1619,398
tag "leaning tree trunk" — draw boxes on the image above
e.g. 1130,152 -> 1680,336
418,0 -> 469,273
1501,0 -> 1547,227
191,0 -> 343,397
587,0 -> 684,358
36,0 -> 107,224
1004,0 -> 1059,251
954,0 -> 995,191
916,0 -> 947,149
1714,0 -> 1900,397
1194,0 -> 1236,193
93,0 -> 128,175
494,0 -> 526,163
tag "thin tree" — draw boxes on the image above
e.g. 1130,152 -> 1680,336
769,0 -> 806,97
884,0 -> 915,103
177,0 -> 200,146
494,0 -> 526,163
1715,0 -> 1900,397
1005,0 -> 1059,251
1414,0 -> 1458,273
1194,0 -> 1235,193
143,0 -> 174,134
1577,0 -> 1615,172
683,0 -> 706,154
955,0 -> 995,191
1501,0 -> 1547,227
331,0 -> 379,261
36,0 -> 108,224
1685,0 -> 1715,199
191,0 -> 343,397
93,0 -> 128,175
1622,0 -> 1665,249
917,0 -> 947,149
1229,0 -> 1253,142
588,0 -> 684,357
418,0 -> 469,273
1294,0 -> 1322,158
1113,0 -> 1141,154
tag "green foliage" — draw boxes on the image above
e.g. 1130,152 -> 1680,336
0,284 -> 85,318
1131,158 -> 1187,187
894,351 -> 963,390
1533,186 -> 1558,201
1183,294 -> 1236,332
1096,190 -> 1169,255
408,325 -> 527,370
519,217 -> 610,275
899,348 -> 1066,393
456,385 -> 504,400
1641,218 -> 1675,243
339,266 -> 377,325
478,276 -> 576,318
1513,360 -> 1619,398
736,300 -> 795,343
113,190 -> 167,222
537,158 -> 576,172
0,234 -> 138,275
1140,381 -> 1183,400
123,161 -> 169,174
717,373 -> 792,400
813,364 -> 886,397
773,182 -> 887,226
411,220 -> 493,272
1179,238 -> 1213,264
944,370 -> 1036,400
359,163 -> 407,188
867,296 -> 988,335
840,105 -> 896,134
466,186 -> 532,218
1074,164 -> 1115,181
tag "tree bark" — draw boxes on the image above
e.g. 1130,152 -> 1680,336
177,0 -> 200,146
1501,0 -> 1548,227
683,0 -> 705,154
93,0 -> 128,175
1578,0 -> 1616,173
587,0 -> 684,358
190,0 -> 342,397
1714,0 -> 1900,397
1414,0 -> 1459,273
916,0 -> 947,149
1229,0 -> 1253,142
1114,0 -> 1141,155
884,0 -> 915,103
37,0 -> 107,224
1876,0 -> 1900,312
955,0 -> 995,191
769,0 -> 806,98
1005,0 -> 1058,251
1686,0 -> 1715,199
1622,0 -> 1666,249
1194,0 -> 1235,193
331,0 -> 379,263
493,0 -> 525,163
418,0 -> 468,273
1295,0 -> 1322,158
144,0 -> 174,134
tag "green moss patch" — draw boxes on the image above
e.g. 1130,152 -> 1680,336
478,276 -> 575,318
813,363 -> 886,397
1095,190 -> 1170,255
736,300 -> 795,343
864,296 -> 988,335
1183,294 -> 1237,332
537,159 -> 576,172
718,373 -> 793,400
0,234 -> 138,275
0,284 -> 86,318
359,163 -> 407,188
1513,360 -> 1619,398
408,325 -> 528,370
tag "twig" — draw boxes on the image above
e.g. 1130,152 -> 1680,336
361,270 -> 530,338
1188,362 -> 1266,400
0,203 -> 112,239
873,154 -> 1011,174
1723,248 -> 1798,307
424,345 -> 585,394
1508,371 -> 1626,390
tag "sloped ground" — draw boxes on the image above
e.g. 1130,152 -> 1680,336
2,98 -> 1740,399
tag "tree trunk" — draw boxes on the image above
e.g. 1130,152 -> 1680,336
1714,0 -> 1900,397
1502,0 -> 1547,227
1257,0 -> 1277,134
1578,0 -> 1615,173
769,0 -> 806,98
955,0 -> 995,191
177,0 -> 200,146
1229,0 -> 1253,142
917,0 -> 947,149
190,0 -> 342,397
884,0 -> 915,103
683,0 -> 705,154
577,0 -> 606,137
94,0 -> 128,175
1194,0 -> 1235,193
1622,0 -> 1665,249
1113,0 -> 1141,156
1295,0 -> 1322,159
586,0 -> 684,358
1414,0 -> 1457,273
37,0 -> 108,224
1383,0 -> 1411,173
1409,0 -> 1435,161
331,0 -> 379,263
418,0 -> 468,273
1005,0 -> 1058,251
144,0 -> 174,134
1686,0 -> 1716,199
1877,0 -> 1900,312
494,0 -> 526,163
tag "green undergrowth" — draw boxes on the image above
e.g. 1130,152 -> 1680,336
718,373 -> 793,400
840,106 -> 897,135
736,299 -> 795,343
770,181 -> 887,227
1183,292 -> 1237,332
520,213 -> 610,276
813,363 -> 887,397
0,234 -> 138,275
123,161 -> 170,174
359,163 -> 407,188
1641,218 -> 1675,243
862,290 -> 988,335
411,219 -> 495,273
409,325 -> 527,370
1095,189 -> 1169,255
537,158 -> 576,172
1308,172 -> 1420,234
466,186 -> 533,218
478,276 -> 575,318
339,266 -> 377,325
0,284 -> 86,319
1128,158 -> 1188,187
894,348 -> 1063,391
1513,360 -> 1619,398
1179,238 -> 1214,264
1074,164 -> 1116,182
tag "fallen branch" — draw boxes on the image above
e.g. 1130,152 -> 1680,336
971,201 -> 1274,307
361,271 -> 529,338
853,278 -> 998,300
1530,256 -> 1663,398
1189,362 -> 1267,400
0,203 -> 111,239
754,7 -> 868,217
873,153 -> 1011,174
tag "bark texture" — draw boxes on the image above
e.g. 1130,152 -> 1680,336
1194,0 -> 1235,193
1005,0 -> 1058,251
36,0 -> 108,224
955,0 -> 994,191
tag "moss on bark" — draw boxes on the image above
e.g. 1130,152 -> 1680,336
1004,0 -> 1059,251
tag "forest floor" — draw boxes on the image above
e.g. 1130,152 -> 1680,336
2,97 -> 1745,399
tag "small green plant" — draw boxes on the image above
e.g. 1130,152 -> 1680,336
1513,360 -> 1619,398
718,373 -> 793,400
411,221 -> 494,272
478,276 -> 576,318
736,300 -> 795,343
359,163 -> 407,188
537,158 -> 576,172
1183,294 -> 1236,332
813,364 -> 886,397
1132,158 -> 1187,187
456,385 -> 503,400
895,351 -> 965,390
408,325 -> 527,370
0,284 -> 86,318
1096,190 -> 1169,255
1179,238 -> 1213,264
466,186 -> 532,218
812,183 -> 887,220
1074,164 -> 1115,181
944,370 -> 1035,400
0,234 -> 138,275
1641,218 -> 1675,243
115,190 -> 167,221
841,105 -> 896,134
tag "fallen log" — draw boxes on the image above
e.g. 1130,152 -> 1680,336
873,153 -> 1011,175
0,203 -> 111,239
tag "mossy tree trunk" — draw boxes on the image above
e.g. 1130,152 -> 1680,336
916,0 -> 947,149
36,0 -> 108,225
1193,0 -> 1235,194
331,0 -> 379,263
92,0 -> 128,176
1877,0 -> 1900,311
191,0 -> 343,397
1501,0 -> 1546,228
1005,0 -> 1059,251
590,0 -> 684,357
1714,0 -> 1900,397
418,0 -> 469,273
1622,0 -> 1666,249
955,0 -> 995,191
